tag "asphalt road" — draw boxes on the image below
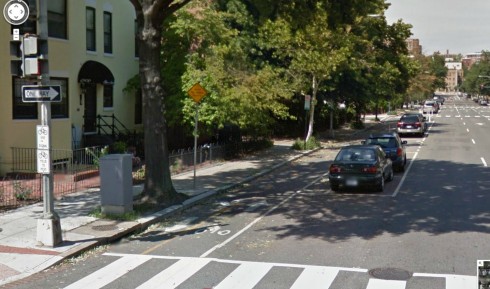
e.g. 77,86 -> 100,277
4,96 -> 488,289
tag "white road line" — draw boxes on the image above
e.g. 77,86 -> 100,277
290,267 -> 340,289
413,273 -> 476,289
466,128 -> 469,132
214,262 -> 273,289
200,171 -> 328,257
63,255 -> 152,289
392,151 -> 417,198
472,139 -> 475,144
366,278 -> 406,289
136,258 -> 211,289
482,157 -> 487,167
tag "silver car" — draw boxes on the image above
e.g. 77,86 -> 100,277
422,100 -> 438,114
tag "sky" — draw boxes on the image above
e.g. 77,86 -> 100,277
385,0 -> 490,55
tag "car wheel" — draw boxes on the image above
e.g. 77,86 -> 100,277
399,157 -> 406,172
330,184 -> 340,192
376,175 -> 384,192
387,167 -> 394,182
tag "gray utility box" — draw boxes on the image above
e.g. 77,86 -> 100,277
100,154 -> 133,215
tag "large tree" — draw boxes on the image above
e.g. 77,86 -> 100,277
130,0 -> 192,203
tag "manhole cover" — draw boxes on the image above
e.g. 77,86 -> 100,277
92,224 -> 118,231
368,268 -> 412,281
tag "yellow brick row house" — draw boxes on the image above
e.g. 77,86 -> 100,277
0,0 -> 141,175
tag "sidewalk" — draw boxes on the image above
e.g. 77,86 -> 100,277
0,139 -> 310,286
0,115 -> 400,286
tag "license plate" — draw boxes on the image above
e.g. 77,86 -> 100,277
346,179 -> 358,186
406,125 -> 412,128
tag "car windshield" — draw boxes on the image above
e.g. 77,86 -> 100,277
336,148 -> 376,162
365,137 -> 397,148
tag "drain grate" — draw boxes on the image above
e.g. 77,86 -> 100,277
368,268 -> 412,281
92,224 -> 118,231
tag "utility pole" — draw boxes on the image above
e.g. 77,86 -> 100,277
36,0 -> 62,247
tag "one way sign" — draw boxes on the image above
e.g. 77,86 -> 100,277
22,85 -> 62,102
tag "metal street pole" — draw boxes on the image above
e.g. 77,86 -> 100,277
193,103 -> 199,190
36,0 -> 62,247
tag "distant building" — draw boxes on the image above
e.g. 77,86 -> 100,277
406,38 -> 422,55
444,62 -> 463,92
462,52 -> 482,69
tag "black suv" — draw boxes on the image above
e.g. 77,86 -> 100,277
361,132 -> 407,172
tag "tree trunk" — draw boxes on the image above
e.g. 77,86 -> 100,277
133,1 -> 179,204
306,75 -> 318,142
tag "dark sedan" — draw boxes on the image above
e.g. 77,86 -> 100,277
329,145 -> 394,192
362,132 -> 407,172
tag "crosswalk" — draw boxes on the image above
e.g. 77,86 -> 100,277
62,253 -> 476,289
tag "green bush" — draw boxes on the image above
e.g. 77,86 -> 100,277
291,136 -> 321,150
350,121 -> 364,129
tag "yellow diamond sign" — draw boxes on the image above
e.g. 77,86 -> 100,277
187,82 -> 208,103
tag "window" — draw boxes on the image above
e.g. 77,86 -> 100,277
103,84 -> 113,108
86,7 -> 96,51
12,77 -> 37,120
50,78 -> 69,119
104,12 -> 112,54
135,90 -> 142,124
48,0 -> 67,39
134,20 -> 139,58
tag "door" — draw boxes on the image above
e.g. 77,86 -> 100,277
84,84 -> 97,133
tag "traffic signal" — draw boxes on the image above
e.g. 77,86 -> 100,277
10,39 -> 22,76
10,35 -> 48,77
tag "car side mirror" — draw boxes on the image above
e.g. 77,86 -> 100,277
402,140 -> 407,145
423,117 -> 426,121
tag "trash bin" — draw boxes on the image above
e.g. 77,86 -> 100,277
100,154 -> 133,215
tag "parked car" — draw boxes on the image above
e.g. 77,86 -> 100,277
422,100 -> 439,114
362,132 -> 407,172
480,100 -> 488,106
396,113 -> 427,137
433,95 -> 445,105
328,145 -> 394,192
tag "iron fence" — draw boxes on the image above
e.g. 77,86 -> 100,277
2,143 -> 227,211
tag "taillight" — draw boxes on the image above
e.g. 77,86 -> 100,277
362,166 -> 377,173
415,122 -> 421,128
397,148 -> 403,156
329,165 -> 341,173
397,122 -> 403,127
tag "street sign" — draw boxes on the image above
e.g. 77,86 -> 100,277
22,85 -> 61,102
304,95 -> 311,110
37,149 -> 50,174
187,82 -> 207,103
36,125 -> 49,150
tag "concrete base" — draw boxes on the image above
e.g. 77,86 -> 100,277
36,217 -> 62,247
101,204 -> 133,215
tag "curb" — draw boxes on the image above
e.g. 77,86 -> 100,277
56,147 -> 319,265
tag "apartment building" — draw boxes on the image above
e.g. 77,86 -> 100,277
0,0 -> 141,175
406,38 -> 422,56
444,62 -> 463,92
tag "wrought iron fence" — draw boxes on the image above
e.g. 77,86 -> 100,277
2,143 -> 227,211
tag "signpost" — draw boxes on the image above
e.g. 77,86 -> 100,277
187,83 -> 208,190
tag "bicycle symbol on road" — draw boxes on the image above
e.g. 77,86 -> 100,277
195,225 -> 231,236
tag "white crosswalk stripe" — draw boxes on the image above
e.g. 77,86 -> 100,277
62,253 -> 477,289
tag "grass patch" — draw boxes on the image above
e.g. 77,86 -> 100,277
291,136 -> 321,150
89,202 -> 159,221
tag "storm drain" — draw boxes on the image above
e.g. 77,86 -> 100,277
368,268 -> 412,281
92,224 -> 118,231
